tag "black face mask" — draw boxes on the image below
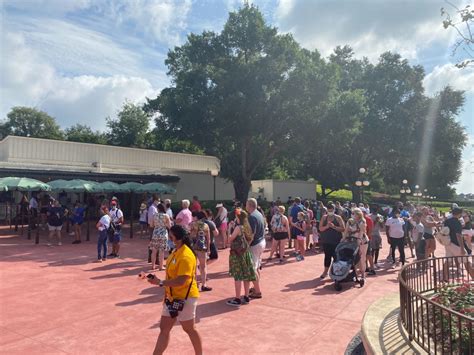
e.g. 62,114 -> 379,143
166,203 -> 171,209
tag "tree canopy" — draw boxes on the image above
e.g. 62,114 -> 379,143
0,106 -> 63,140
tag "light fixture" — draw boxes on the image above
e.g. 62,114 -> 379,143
424,189 -> 428,192
402,179 -> 408,184
210,169 -> 219,177
359,168 -> 366,174
415,185 -> 419,189
406,188 -> 411,194
363,180 -> 370,187
400,189 -> 406,194
355,180 -> 362,187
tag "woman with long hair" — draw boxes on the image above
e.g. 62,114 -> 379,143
226,209 -> 257,307
343,208 -> 368,283
190,211 -> 212,292
268,206 -> 290,263
147,224 -> 202,355
150,203 -> 172,271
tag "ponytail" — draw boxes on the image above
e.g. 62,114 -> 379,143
170,225 -> 195,255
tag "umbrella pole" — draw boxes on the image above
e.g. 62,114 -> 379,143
21,207 -> 24,236
130,192 -> 134,239
15,205 -> 18,232
35,212 -> 40,244
27,210 -> 31,240
8,202 -> 11,229
86,209 -> 90,242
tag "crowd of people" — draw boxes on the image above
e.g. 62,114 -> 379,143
11,191 -> 474,355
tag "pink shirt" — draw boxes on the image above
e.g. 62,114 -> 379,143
176,208 -> 193,229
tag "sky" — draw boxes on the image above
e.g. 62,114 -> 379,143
1,0 -> 473,193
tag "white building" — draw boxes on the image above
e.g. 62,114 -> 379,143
0,136 -> 234,201
251,179 -> 317,202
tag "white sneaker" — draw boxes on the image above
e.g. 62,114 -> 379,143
47,242 -> 52,247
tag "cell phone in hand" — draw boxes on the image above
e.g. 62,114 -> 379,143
146,274 -> 156,280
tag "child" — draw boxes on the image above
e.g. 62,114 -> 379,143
292,212 -> 306,261
139,202 -> 148,238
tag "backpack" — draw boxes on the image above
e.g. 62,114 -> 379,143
271,214 -> 283,231
107,217 -> 116,238
193,221 -> 207,252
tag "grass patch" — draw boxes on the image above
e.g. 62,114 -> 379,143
316,184 -> 353,201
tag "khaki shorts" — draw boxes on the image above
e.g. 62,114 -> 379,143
161,297 -> 198,322
48,225 -> 62,231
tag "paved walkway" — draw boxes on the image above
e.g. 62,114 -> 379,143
0,225 -> 403,354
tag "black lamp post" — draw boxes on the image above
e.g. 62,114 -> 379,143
211,170 -> 219,201
355,168 -> 370,203
399,179 -> 411,201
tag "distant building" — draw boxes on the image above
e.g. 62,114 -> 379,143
0,136 -> 234,201
250,179 -> 317,202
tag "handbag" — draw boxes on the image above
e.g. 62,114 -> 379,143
230,233 -> 248,256
165,268 -> 195,318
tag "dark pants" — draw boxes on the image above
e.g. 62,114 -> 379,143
322,243 -> 337,268
97,230 -> 108,259
390,237 -> 405,264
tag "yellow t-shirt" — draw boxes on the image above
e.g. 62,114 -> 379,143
165,244 -> 199,300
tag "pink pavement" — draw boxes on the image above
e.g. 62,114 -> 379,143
0,225 -> 403,354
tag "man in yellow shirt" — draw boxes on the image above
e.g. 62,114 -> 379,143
148,225 -> 202,355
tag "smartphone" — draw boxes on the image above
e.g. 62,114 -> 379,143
146,274 -> 155,280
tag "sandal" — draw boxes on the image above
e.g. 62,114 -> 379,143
319,273 -> 327,279
201,286 -> 213,292
249,292 -> 262,299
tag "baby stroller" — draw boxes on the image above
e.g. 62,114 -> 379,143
329,236 -> 364,291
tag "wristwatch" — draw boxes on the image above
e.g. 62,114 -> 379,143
159,280 -> 164,287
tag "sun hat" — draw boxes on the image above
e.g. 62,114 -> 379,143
216,203 -> 223,208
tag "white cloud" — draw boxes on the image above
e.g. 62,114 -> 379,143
423,64 -> 474,95
89,0 -> 192,46
275,0 -> 460,61
455,135 -> 474,194
1,31 -> 159,131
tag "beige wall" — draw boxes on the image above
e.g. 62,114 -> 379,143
175,172 -> 234,202
251,180 -> 317,201
0,136 -> 220,175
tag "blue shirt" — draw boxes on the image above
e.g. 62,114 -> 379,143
401,210 -> 410,218
290,203 -> 304,222
248,210 -> 265,246
73,207 -> 85,224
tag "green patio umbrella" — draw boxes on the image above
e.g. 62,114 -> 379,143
0,177 -> 51,191
120,182 -> 143,192
48,179 -> 72,191
134,182 -> 176,194
98,181 -> 127,193
58,179 -> 100,193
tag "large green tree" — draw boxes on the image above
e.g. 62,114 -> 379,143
0,106 -> 64,140
106,102 -> 150,148
146,4 -> 333,201
65,124 -> 107,144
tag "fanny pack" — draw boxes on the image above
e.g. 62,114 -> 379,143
165,267 -> 194,318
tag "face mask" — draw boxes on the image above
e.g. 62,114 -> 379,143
327,212 -> 334,216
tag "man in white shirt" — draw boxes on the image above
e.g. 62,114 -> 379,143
108,199 -> 124,258
29,194 -> 39,229
386,209 -> 406,268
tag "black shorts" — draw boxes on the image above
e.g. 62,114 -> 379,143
423,233 -> 434,240
290,227 -> 299,240
274,232 -> 288,241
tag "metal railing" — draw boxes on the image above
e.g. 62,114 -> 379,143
399,256 -> 474,354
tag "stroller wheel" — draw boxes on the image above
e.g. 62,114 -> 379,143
359,279 -> 365,288
334,281 -> 342,291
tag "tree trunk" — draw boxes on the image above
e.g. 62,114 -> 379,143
233,178 -> 251,204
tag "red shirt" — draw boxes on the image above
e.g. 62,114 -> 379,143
365,215 -> 374,239
190,201 -> 201,212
